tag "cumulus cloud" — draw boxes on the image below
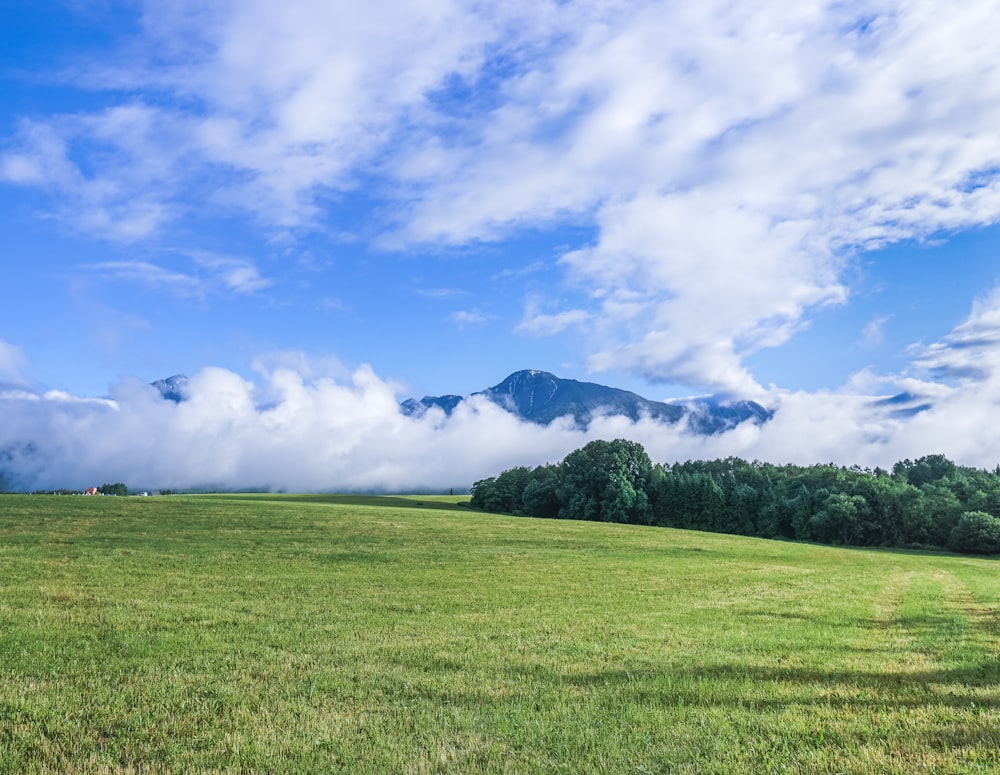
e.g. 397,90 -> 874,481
0,363 -> 593,492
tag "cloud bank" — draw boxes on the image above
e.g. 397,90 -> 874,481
6,282 -> 1000,493
0,362 -> 990,494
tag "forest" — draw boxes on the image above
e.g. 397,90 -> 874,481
469,439 -> 1000,555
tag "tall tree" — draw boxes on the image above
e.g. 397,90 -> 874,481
558,439 -> 652,523
948,511 -> 1000,554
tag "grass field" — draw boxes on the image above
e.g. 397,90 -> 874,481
0,493 -> 997,773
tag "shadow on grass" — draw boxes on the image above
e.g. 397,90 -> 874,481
389,647 -> 1000,710
558,658 -> 1000,710
558,590 -> 999,711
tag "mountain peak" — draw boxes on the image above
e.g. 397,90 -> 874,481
494,369 -> 558,387
405,370 -> 772,433
151,375 -> 189,403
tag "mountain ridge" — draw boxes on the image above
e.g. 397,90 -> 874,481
401,369 -> 773,434
150,369 -> 773,434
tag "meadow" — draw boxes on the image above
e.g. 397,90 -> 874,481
0,493 -> 997,774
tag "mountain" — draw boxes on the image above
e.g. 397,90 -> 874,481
151,375 -> 189,402
151,369 -> 772,434
402,369 -> 772,434
871,391 -> 933,418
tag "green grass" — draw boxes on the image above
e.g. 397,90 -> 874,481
0,494 -> 997,773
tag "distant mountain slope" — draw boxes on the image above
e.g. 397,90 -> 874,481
871,391 -> 933,418
402,369 -> 773,434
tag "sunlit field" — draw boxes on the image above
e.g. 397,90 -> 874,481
0,493 -> 997,773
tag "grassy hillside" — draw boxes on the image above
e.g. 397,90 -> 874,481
0,494 -> 997,773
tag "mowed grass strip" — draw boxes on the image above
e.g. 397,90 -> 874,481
0,494 -> 997,774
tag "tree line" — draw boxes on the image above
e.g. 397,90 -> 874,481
469,439 -> 1000,555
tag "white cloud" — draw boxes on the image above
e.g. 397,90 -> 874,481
415,287 -> 469,300
0,362 -> 588,491
860,315 -> 891,349
87,261 -> 202,294
5,312 -> 1000,491
395,1 -> 1000,391
0,121 -> 77,187
189,252 -> 272,295
516,297 -> 589,336
4,289 -> 1000,492
564,192 -> 843,396
0,110 -> 183,240
135,0 -> 539,229
1,2 -> 530,234
4,1 -> 1000,395
318,297 -> 350,313
84,253 -> 270,298
449,309 -> 490,326
908,284 -> 1000,383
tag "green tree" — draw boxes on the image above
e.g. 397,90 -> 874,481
98,482 -> 128,497
891,484 -> 932,547
919,483 -> 964,547
470,467 -> 533,513
558,439 -> 652,523
521,465 -> 562,518
790,485 -> 814,540
892,454 -> 957,487
947,511 -> 1000,554
692,474 -> 726,531
810,492 -> 867,545
722,482 -> 758,535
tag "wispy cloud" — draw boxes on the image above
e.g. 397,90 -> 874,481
414,287 -> 469,300
491,262 -> 547,281
86,261 -> 201,294
449,309 -> 491,326
318,297 -> 350,313
860,315 -> 892,349
84,253 -> 270,298
1,110 -> 183,240
189,252 -> 272,295
516,298 -> 589,337
909,284 -> 1000,383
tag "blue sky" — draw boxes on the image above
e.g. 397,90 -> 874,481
3,1 -> 1000,491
